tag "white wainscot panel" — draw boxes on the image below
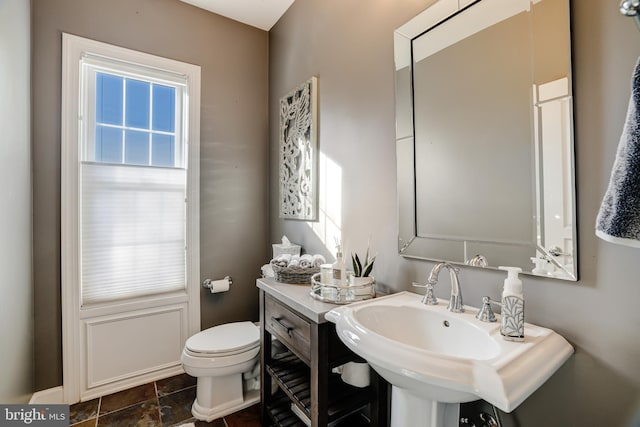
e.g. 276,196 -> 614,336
83,305 -> 186,389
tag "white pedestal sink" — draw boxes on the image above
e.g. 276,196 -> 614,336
325,291 -> 573,427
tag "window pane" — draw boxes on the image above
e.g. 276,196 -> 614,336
125,79 -> 150,129
95,125 -> 122,162
96,73 -> 123,125
152,134 -> 175,167
152,85 -> 175,132
125,130 -> 150,165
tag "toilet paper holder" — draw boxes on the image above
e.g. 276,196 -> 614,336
202,276 -> 233,289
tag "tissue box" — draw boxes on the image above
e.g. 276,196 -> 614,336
272,243 -> 301,258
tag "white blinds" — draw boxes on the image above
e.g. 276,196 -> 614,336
81,162 -> 186,305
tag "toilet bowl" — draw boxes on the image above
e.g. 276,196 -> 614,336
181,321 -> 260,421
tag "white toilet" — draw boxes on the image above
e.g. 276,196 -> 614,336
181,321 -> 261,421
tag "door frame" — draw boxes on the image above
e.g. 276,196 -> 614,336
60,33 -> 201,403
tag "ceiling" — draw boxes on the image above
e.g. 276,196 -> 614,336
179,0 -> 295,31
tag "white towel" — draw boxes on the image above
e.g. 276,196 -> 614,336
279,253 -> 292,263
285,255 -> 300,268
298,254 -> 313,268
270,254 -> 291,267
311,254 -> 326,267
596,57 -> 640,248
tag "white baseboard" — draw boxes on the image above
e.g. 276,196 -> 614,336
80,365 -> 185,402
29,367 -> 187,405
29,386 -> 65,404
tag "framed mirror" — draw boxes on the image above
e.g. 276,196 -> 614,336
395,0 -> 577,280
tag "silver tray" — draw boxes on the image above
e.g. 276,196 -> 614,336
309,273 -> 375,304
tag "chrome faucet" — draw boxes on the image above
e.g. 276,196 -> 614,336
427,262 -> 464,313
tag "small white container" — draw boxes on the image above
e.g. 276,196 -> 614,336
349,275 -> 375,296
320,264 -> 334,284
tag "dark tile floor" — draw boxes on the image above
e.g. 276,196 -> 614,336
69,374 -> 262,427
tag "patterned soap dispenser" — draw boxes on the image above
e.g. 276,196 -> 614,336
498,266 -> 525,342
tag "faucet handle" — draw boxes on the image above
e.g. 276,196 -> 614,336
475,296 -> 499,322
466,254 -> 488,268
412,282 -> 438,305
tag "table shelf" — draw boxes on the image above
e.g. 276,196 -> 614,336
266,350 -> 373,424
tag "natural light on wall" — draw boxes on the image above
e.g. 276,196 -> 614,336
307,152 -> 342,253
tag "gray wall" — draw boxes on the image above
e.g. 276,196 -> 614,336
0,0 -> 33,404
32,0 -> 269,391
269,0 -> 640,425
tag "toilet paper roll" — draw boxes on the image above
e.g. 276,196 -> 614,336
208,278 -> 230,293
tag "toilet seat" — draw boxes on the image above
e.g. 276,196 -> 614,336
182,344 -> 260,372
185,321 -> 259,357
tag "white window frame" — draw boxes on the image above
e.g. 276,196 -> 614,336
81,58 -> 185,166
61,33 -> 201,403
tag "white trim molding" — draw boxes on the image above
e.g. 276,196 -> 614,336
61,33 -> 201,404
29,387 -> 65,405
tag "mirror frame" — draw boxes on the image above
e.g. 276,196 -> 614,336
395,0 -> 578,280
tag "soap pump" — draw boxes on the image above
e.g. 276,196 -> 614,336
530,257 -> 548,276
498,266 -> 525,342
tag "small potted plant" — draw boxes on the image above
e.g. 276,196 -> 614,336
350,247 -> 376,287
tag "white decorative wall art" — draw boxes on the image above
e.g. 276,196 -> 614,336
279,77 -> 318,220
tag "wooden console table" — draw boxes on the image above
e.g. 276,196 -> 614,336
257,278 -> 389,427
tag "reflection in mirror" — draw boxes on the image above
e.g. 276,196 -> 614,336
395,0 -> 577,280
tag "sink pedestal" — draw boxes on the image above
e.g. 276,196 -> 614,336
391,387 -> 459,427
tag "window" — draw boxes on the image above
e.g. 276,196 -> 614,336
76,50 -> 195,305
92,72 -> 177,166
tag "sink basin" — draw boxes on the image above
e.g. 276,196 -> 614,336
354,305 -> 501,361
326,291 -> 573,424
